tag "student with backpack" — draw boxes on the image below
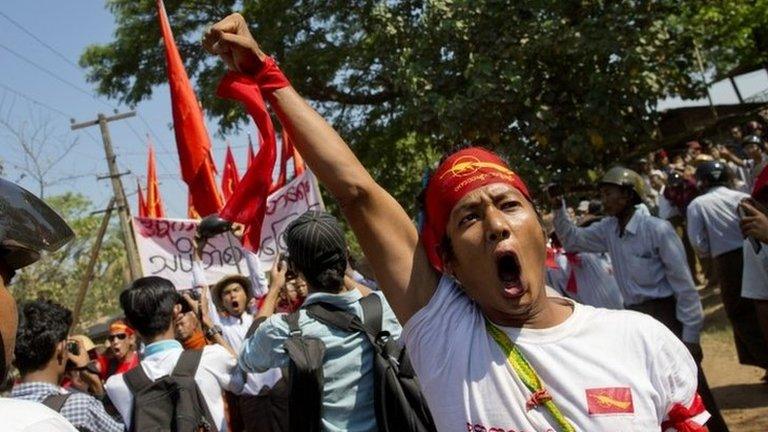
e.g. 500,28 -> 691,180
240,211 -> 417,432
105,276 -> 242,432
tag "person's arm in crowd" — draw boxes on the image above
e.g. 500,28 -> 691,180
67,339 -> 105,397
180,291 -> 236,357
191,238 -> 223,328
550,198 -> 609,253
656,221 -> 704,346
740,199 -> 768,245
203,14 -> 438,324
685,202 -> 709,258
255,258 -> 287,320
231,223 -> 269,298
719,146 -> 745,166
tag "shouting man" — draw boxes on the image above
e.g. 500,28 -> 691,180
203,14 -> 710,431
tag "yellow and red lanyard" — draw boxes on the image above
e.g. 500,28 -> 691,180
485,319 -> 576,432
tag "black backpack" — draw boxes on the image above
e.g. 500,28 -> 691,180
123,349 -> 218,432
286,294 -> 436,432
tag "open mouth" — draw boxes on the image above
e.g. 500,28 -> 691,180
230,300 -> 240,310
496,252 -> 524,298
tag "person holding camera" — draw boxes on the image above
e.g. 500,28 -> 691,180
11,299 -> 124,432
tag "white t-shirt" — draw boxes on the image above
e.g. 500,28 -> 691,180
0,398 -> 78,432
105,341 -> 240,431
220,313 -> 282,395
742,240 -> 768,301
402,276 -> 709,431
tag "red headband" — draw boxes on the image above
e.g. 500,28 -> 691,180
753,164 -> 768,198
421,147 -> 531,271
109,323 -> 134,336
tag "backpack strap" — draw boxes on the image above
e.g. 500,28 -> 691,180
283,310 -> 302,334
359,294 -> 383,336
42,393 -> 71,413
172,349 -> 203,378
123,364 -> 153,395
305,303 -> 366,334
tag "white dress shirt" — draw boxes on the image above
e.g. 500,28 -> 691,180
686,186 -> 749,258
554,205 -> 704,343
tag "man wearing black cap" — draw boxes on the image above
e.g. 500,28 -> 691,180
240,210 -> 402,432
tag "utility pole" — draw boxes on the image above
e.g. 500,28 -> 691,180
693,43 -> 718,121
71,112 -> 142,280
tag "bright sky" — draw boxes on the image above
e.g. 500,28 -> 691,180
0,2 -> 767,218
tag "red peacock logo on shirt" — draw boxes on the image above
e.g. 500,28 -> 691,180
585,387 -> 635,415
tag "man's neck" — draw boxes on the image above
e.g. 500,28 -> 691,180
22,367 -> 62,387
616,205 -> 636,234
484,289 -> 573,330
142,328 -> 176,345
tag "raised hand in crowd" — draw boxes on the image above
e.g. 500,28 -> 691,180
256,255 -> 289,320
66,338 -> 104,397
740,199 -> 768,244
203,14 -> 266,75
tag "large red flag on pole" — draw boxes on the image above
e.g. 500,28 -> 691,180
146,142 -> 166,218
221,145 -> 240,201
137,179 -> 148,218
156,0 -> 222,217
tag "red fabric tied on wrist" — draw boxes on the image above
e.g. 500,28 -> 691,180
661,393 -> 708,432
217,56 -> 290,250
421,147 -> 531,271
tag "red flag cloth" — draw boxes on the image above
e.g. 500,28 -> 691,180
564,252 -> 581,294
247,134 -> 257,170
187,193 -> 201,220
421,147 -> 531,271
217,66 -> 288,249
146,143 -> 166,218
293,144 -> 306,176
137,179 -> 148,218
221,145 -> 241,201
156,0 -> 222,217
661,393 -> 708,432
269,132 -> 292,194
753,163 -> 768,198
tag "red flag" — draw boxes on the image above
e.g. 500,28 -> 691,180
146,142 -> 166,218
268,133 -> 291,194
156,0 -> 222,217
293,144 -> 306,176
221,145 -> 240,201
217,73 -> 279,250
187,193 -> 201,219
247,134 -> 257,170
137,179 -> 148,218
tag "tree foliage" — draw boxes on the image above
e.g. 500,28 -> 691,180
10,193 -> 128,329
82,0 -> 748,209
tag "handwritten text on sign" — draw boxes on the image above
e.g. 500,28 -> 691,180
132,171 -> 322,288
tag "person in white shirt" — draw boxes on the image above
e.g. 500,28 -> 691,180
687,161 -> 768,374
105,276 -> 241,431
202,16 -> 712,431
740,165 -> 768,371
551,166 -> 727,431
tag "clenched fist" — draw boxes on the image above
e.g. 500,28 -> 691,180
203,13 -> 266,75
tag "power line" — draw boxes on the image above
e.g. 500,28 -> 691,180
0,81 -> 71,118
0,43 -> 116,112
0,10 -> 81,71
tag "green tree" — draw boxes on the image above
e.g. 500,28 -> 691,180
11,193 -> 128,329
82,0 -> 714,208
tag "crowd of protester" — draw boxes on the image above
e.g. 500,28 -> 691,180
2,12 -> 768,432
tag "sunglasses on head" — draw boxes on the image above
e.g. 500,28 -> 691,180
107,333 -> 127,342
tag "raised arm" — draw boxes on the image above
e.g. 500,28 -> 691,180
203,14 -> 438,323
